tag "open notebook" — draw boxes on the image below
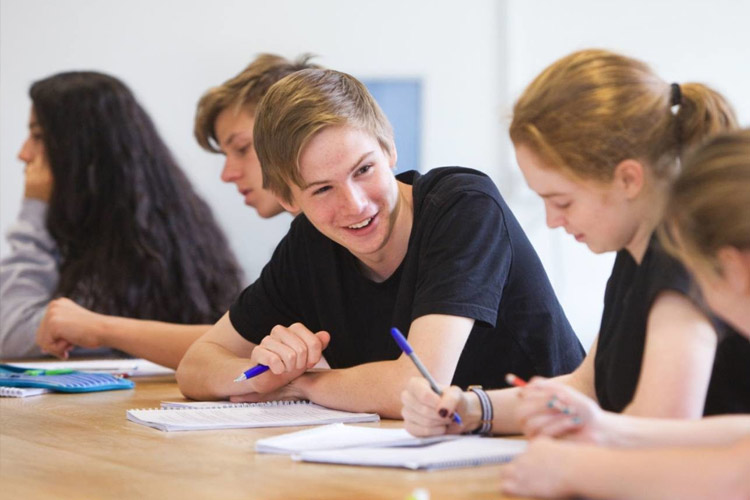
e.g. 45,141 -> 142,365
255,423 -> 457,454
126,401 -> 379,432
293,436 -> 527,470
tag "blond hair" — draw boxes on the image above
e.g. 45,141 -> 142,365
510,49 -> 738,182
254,69 -> 394,203
194,53 -> 320,153
660,129 -> 750,276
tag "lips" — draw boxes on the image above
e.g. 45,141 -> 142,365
347,217 -> 373,229
343,212 -> 378,233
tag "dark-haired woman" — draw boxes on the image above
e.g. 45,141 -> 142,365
0,71 -> 243,367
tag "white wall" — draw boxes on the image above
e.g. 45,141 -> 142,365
0,0 -> 507,283
2,0 -> 748,349
503,0 -> 750,350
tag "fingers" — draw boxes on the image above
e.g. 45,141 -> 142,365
253,323 -> 330,374
400,378 -> 465,436
42,338 -> 73,360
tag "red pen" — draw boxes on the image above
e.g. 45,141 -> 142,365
505,373 -> 527,387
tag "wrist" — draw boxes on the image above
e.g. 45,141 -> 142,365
287,371 -> 316,400
96,313 -> 119,345
467,385 -> 494,435
462,390 -> 484,433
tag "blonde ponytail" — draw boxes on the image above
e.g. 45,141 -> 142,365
510,49 -> 738,183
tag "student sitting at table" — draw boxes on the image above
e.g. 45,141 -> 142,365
176,68 -> 585,417
0,71 -> 242,362
7,55 -> 320,368
500,129 -> 750,500
400,49 -> 749,435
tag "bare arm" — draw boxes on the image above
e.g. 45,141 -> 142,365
176,313 -> 263,400
402,336 -> 598,436
284,314 -> 474,419
177,315 -> 331,401
35,298 -> 210,368
501,436 -> 750,500
624,290 -> 717,418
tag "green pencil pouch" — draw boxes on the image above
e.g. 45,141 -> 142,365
0,364 -> 134,392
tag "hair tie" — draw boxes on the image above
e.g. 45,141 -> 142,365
670,83 -> 682,107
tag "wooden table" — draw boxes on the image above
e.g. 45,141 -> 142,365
1,375 -> 526,499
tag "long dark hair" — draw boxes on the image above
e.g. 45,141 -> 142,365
30,71 -> 243,323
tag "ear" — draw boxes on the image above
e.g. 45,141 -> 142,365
387,142 -> 398,170
276,192 -> 300,214
716,246 -> 750,294
612,159 -> 645,199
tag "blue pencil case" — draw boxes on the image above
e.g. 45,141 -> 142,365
0,364 -> 134,392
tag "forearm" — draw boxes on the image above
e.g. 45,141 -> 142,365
97,316 -> 210,369
490,372 -> 580,434
298,359 -> 421,418
176,341 -> 261,400
566,441 -> 750,500
603,414 -> 750,448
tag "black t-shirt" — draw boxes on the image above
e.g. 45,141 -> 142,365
230,167 -> 584,389
594,235 -> 750,414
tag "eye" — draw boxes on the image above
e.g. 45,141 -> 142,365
313,185 -> 331,196
355,164 -> 372,176
236,144 -> 251,155
554,201 -> 572,209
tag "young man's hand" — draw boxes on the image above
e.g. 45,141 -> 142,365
242,323 -> 330,394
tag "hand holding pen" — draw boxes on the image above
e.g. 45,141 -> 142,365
391,327 -> 463,426
510,375 -> 604,441
233,324 -> 330,391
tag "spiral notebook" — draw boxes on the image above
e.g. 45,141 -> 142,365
0,364 -> 134,393
293,436 -> 527,470
126,401 -> 379,432
0,386 -> 50,398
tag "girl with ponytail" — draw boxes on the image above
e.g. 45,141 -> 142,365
401,49 -> 749,443
500,129 -> 750,499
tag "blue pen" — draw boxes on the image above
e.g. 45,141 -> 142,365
390,327 -> 462,425
233,364 -> 269,383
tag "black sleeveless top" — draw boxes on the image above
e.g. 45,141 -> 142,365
594,235 -> 750,415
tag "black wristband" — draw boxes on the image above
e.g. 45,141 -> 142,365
468,385 -> 493,435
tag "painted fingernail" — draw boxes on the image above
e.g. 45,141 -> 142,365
571,416 -> 582,425
438,408 -> 448,418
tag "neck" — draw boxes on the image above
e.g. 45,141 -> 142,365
625,186 -> 668,264
357,182 -> 413,282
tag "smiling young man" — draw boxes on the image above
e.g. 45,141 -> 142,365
176,69 -> 584,418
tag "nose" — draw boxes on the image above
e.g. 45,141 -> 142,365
544,204 -> 565,229
17,137 -> 33,163
220,156 -> 241,183
340,183 -> 367,215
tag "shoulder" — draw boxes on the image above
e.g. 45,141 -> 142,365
405,167 -> 506,216
408,166 -> 501,199
641,235 -> 692,294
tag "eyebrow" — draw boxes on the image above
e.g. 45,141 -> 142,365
538,192 -> 568,199
303,151 -> 375,189
223,131 -> 252,149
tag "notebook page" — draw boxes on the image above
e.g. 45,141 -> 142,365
127,402 -> 379,432
6,359 -> 173,377
256,423 -> 457,454
294,436 -> 527,470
